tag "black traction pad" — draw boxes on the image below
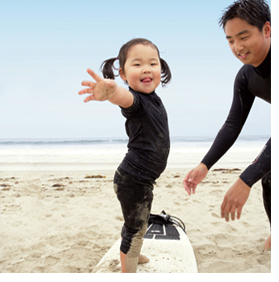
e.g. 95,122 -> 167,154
143,223 -> 180,240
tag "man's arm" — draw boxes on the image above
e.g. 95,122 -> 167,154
201,68 -> 255,169
183,68 -> 255,194
240,138 -> 271,187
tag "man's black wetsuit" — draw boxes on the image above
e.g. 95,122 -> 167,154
201,48 -> 271,223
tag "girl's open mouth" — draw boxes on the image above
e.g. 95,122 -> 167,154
141,78 -> 152,84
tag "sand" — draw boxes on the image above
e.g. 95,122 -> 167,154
0,167 -> 271,273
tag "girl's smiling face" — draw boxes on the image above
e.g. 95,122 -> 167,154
119,44 -> 161,94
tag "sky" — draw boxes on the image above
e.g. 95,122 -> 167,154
0,0 -> 274,139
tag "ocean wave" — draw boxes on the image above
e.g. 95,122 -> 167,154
0,138 -> 129,146
0,135 -> 269,146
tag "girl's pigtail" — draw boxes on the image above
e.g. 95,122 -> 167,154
160,58 -> 172,86
100,58 -> 119,79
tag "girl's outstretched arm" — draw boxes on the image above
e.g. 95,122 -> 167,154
78,69 -> 133,108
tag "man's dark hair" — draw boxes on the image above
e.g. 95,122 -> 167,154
219,0 -> 270,31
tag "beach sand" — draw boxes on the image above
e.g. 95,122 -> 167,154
0,167 -> 271,273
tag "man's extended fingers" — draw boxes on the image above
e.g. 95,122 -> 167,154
221,200 -> 241,221
221,200 -> 230,221
223,208 -> 230,222
221,199 -> 226,218
236,205 -> 243,220
183,180 -> 196,196
230,205 -> 236,221
220,178 -> 251,222
87,68 -> 102,82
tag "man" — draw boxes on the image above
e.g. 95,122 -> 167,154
183,0 -> 271,250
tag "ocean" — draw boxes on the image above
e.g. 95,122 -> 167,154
0,135 -> 269,171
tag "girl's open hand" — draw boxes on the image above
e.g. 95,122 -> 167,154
78,69 -> 117,102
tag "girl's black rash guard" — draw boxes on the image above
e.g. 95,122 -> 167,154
119,87 -> 170,181
201,48 -> 271,187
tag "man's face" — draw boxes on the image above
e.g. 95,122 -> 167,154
225,17 -> 271,67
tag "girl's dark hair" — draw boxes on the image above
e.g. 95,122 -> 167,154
219,0 -> 270,31
100,38 -> 171,86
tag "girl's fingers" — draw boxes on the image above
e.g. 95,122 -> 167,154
84,95 -> 95,103
87,69 -> 102,82
78,88 -> 94,95
81,80 -> 96,88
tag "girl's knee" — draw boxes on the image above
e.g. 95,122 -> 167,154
120,224 -> 147,256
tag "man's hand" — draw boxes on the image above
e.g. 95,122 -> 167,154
221,177 -> 251,221
183,163 -> 208,195
78,69 -> 117,102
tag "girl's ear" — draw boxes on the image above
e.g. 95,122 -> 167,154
119,68 -> 127,82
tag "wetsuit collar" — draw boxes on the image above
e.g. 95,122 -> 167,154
254,47 -> 271,78
129,86 -> 155,95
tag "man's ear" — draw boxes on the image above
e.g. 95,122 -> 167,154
263,21 -> 271,38
119,68 -> 127,82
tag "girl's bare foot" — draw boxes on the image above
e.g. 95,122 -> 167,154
138,254 -> 150,264
264,233 -> 271,251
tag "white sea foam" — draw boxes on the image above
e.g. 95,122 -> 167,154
0,136 -> 269,171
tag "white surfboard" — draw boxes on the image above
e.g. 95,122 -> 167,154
95,212 -> 198,273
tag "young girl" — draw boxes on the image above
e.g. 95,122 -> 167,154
78,38 -> 172,273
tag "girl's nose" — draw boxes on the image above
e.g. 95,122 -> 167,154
143,68 -> 151,74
